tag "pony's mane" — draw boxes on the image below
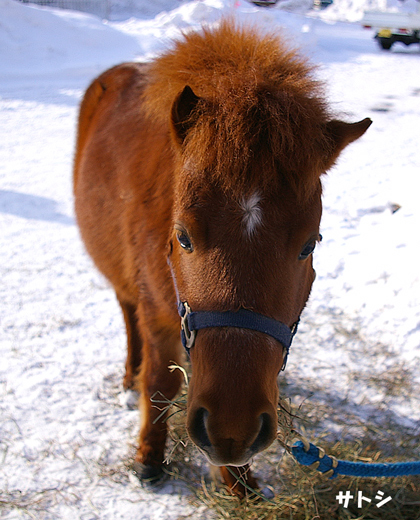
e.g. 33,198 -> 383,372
143,20 -> 333,199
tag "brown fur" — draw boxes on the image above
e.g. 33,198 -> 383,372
73,20 -> 371,496
143,22 -> 334,200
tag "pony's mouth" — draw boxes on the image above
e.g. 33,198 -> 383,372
196,444 -> 254,468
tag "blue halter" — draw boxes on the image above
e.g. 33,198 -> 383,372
168,253 -> 299,371
177,301 -> 298,371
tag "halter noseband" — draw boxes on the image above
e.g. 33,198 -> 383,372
178,300 -> 299,371
168,253 -> 299,371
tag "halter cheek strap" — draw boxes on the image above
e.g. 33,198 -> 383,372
178,300 -> 299,371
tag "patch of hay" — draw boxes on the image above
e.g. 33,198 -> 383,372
160,364 -> 420,520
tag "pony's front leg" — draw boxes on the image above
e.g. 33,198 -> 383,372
116,297 -> 143,391
219,465 -> 259,498
133,319 -> 182,483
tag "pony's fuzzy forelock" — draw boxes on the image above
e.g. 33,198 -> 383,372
143,20 -> 334,200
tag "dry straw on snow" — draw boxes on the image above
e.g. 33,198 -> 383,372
159,364 -> 420,520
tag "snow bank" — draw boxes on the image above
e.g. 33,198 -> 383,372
311,0 -> 420,22
0,0 -> 140,77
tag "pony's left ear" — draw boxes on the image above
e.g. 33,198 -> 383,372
171,85 -> 201,145
325,117 -> 372,167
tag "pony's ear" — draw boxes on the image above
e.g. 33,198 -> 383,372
171,85 -> 201,144
325,117 -> 372,167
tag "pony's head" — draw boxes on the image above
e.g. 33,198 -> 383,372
147,22 -> 371,466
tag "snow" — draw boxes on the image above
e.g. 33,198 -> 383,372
1,0 -> 419,518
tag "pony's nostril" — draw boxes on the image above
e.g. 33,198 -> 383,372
189,407 -> 212,449
250,413 -> 274,454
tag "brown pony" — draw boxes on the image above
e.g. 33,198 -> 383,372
74,20 -> 371,495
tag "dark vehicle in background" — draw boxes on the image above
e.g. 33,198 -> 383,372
313,0 -> 333,8
251,0 -> 278,6
251,0 -> 333,8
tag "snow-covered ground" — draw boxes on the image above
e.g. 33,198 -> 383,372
1,0 -> 419,518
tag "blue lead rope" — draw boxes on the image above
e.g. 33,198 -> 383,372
292,440 -> 420,478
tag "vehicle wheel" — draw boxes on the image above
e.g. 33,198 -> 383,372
377,37 -> 393,50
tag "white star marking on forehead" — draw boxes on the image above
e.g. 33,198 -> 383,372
240,192 -> 263,237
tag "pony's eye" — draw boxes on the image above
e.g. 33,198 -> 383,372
176,230 -> 193,253
299,234 -> 322,261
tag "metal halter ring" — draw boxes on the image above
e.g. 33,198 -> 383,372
180,302 -> 197,351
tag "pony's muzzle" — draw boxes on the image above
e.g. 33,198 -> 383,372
187,406 -> 276,466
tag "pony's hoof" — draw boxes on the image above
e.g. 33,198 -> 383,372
132,462 -> 166,486
261,486 -> 275,500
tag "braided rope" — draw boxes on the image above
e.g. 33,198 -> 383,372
292,440 -> 420,479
